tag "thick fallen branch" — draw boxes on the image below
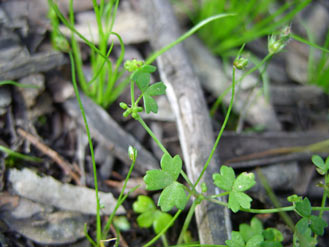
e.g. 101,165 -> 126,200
141,0 -> 231,244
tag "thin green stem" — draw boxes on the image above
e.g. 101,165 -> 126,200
256,167 -> 295,230
130,80 -> 136,108
319,174 -> 328,218
0,145 -> 42,163
209,191 -> 230,199
145,13 -> 236,65
292,33 -> 329,54
0,80 -> 39,89
143,210 -> 182,247
84,224 -> 97,247
102,156 -> 136,238
180,170 -> 196,192
161,234 -> 169,247
193,67 -> 237,188
69,52 -> 101,245
69,0 -> 87,92
237,53 -> 272,84
48,0 -> 108,61
177,199 -> 198,244
136,116 -> 169,156
208,196 -> 329,214
136,114 -> 196,190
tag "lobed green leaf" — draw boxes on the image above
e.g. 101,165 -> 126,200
229,191 -> 253,213
158,182 -> 187,212
153,211 -> 173,234
310,215 -> 328,236
246,234 -> 264,247
240,217 -> 263,242
226,231 -> 245,247
143,94 -> 158,113
144,170 -> 174,190
140,64 -> 156,73
160,154 -> 182,181
133,195 -> 156,213
136,211 -> 154,228
263,228 -> 283,242
295,218 -> 309,235
233,172 -> 256,192
295,197 -> 312,218
146,82 -> 166,96
213,165 -> 235,191
132,71 -> 150,92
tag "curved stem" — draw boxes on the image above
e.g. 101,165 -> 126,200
143,210 -> 182,247
319,174 -> 328,218
136,116 -> 169,156
69,52 -> 101,244
177,199 -> 198,244
145,13 -> 235,64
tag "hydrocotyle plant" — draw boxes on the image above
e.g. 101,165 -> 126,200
118,45 -> 329,246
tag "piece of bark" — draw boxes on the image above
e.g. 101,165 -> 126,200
2,210 -> 87,245
8,168 -> 125,215
218,131 -> 329,168
142,0 -> 231,244
270,85 -> 325,107
63,92 -> 159,174
0,50 -> 66,81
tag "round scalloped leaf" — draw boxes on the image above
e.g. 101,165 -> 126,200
136,211 -> 155,228
295,197 -> 312,218
133,195 -> 156,213
246,234 -> 264,247
158,182 -> 187,212
310,215 -> 328,236
146,82 -> 166,96
132,71 -> 150,92
225,231 -> 245,247
233,172 -> 256,192
143,94 -> 158,114
229,191 -> 253,213
153,211 -> 173,234
213,165 -> 235,191
140,64 -> 156,73
160,154 -> 182,181
144,170 -> 174,191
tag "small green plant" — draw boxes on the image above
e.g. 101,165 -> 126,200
62,10 -> 234,246
226,216 -> 284,247
133,195 -> 173,246
57,1 -> 328,244
48,0 -> 126,108
118,44 -> 329,246
213,166 -> 256,213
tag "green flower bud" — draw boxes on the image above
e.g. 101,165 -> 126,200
119,102 -> 128,110
268,26 -> 291,55
124,59 -> 144,72
123,108 -> 132,118
287,194 -> 302,203
136,106 -> 144,112
128,146 -> 137,161
131,112 -> 139,120
233,57 -> 248,70
54,35 -> 70,53
201,182 -> 208,193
